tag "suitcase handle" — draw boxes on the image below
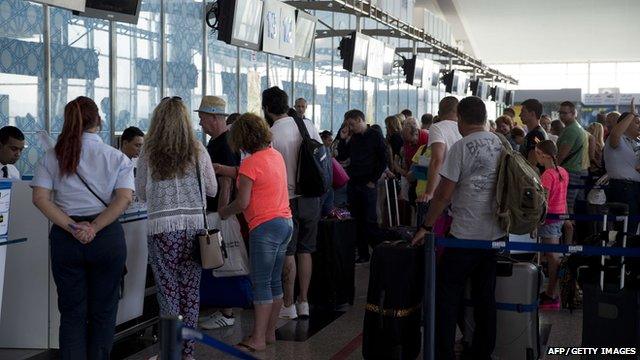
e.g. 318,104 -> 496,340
384,179 -> 400,228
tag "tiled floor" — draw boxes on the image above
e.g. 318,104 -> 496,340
2,263 -> 587,360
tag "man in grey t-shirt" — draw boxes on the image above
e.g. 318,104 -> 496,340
413,96 -> 505,359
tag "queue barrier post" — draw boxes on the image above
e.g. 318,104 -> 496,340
423,232 -> 436,360
160,316 -> 183,360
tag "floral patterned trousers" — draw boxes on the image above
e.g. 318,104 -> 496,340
148,229 -> 200,359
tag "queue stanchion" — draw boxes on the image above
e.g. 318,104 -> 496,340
160,316 -> 183,360
423,232 -> 436,360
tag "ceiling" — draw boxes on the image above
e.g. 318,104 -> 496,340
415,0 -> 640,64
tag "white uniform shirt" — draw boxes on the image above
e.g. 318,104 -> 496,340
270,116 -> 322,199
0,163 -> 20,180
31,132 -> 135,216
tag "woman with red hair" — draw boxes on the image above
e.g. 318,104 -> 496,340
31,96 -> 134,359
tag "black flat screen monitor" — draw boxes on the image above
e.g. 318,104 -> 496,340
442,70 -> 469,95
505,90 -> 515,106
382,44 -> 395,76
262,0 -> 296,58
295,10 -> 316,61
75,0 -> 141,24
430,62 -> 440,88
471,79 -> 489,100
403,56 -> 424,87
422,58 -> 434,88
492,86 -> 506,103
217,0 -> 264,51
366,37 -> 385,79
342,32 -> 369,75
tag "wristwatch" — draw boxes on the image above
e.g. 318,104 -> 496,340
420,224 -> 433,233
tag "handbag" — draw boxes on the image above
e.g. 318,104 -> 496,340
208,212 -> 250,277
194,161 -> 226,270
331,157 -> 349,189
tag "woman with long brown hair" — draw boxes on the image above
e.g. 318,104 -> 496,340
135,97 -> 217,359
32,96 -> 134,359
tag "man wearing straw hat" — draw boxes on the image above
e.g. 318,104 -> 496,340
196,96 -> 242,330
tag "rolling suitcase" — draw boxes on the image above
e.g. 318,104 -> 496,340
363,241 -> 424,360
580,203 -> 640,356
463,259 -> 542,360
308,218 -> 357,309
379,179 -> 415,242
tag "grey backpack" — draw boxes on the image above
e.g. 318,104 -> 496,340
495,134 -> 548,235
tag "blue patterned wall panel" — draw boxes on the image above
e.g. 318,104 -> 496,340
0,94 -> 7,127
0,0 -> 43,38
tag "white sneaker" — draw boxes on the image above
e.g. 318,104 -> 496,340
200,312 -> 235,330
279,304 -> 298,320
295,301 -> 310,318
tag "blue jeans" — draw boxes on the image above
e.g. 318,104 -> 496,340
249,217 -> 293,304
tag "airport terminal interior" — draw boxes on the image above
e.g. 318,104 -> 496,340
1,0 -> 640,359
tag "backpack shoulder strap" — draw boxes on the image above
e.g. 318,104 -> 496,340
292,116 -> 311,140
494,133 -> 513,152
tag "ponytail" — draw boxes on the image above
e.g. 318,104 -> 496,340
54,96 -> 99,176
536,139 -> 563,181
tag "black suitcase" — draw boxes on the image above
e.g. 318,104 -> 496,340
362,241 -> 424,360
308,218 -> 356,309
379,179 -> 415,242
581,203 -> 640,355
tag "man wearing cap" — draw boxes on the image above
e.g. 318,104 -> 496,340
196,96 -> 241,329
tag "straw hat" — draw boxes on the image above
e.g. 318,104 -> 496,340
195,95 -> 228,116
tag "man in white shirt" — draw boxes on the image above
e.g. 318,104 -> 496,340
413,96 -> 504,359
264,87 -> 322,320
0,126 -> 25,180
120,126 -> 144,160
419,96 -> 462,202
294,97 -> 310,121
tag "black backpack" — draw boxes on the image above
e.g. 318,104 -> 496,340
293,117 -> 331,197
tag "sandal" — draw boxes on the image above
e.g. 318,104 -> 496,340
236,341 -> 264,353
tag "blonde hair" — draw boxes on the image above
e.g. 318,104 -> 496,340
384,115 -> 402,135
587,122 -> 605,148
144,98 -> 199,180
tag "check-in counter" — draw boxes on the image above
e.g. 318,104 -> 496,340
0,181 -> 151,349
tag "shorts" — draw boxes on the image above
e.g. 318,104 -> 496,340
286,197 -> 321,256
538,221 -> 563,239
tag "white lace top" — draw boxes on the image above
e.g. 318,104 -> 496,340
135,142 -> 217,235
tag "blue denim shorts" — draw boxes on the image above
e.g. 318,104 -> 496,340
538,221 -> 563,239
249,217 -> 293,304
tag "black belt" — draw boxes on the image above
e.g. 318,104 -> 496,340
70,214 -> 100,222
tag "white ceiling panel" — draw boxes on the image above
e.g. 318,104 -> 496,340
420,0 -> 640,64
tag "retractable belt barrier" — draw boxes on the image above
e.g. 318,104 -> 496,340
159,317 -> 258,360
434,237 -> 640,257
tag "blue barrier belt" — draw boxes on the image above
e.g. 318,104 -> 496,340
435,238 -> 640,257
545,213 -> 640,222
182,327 -> 258,360
464,299 -> 537,313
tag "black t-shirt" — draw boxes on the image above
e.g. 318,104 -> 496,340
206,131 -> 241,212
520,125 -> 547,158
387,132 -> 404,160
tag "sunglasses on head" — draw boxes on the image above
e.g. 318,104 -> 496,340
162,96 -> 183,101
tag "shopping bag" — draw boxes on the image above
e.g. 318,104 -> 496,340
207,212 -> 250,277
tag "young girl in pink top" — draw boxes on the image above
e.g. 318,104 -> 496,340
535,140 -> 569,309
